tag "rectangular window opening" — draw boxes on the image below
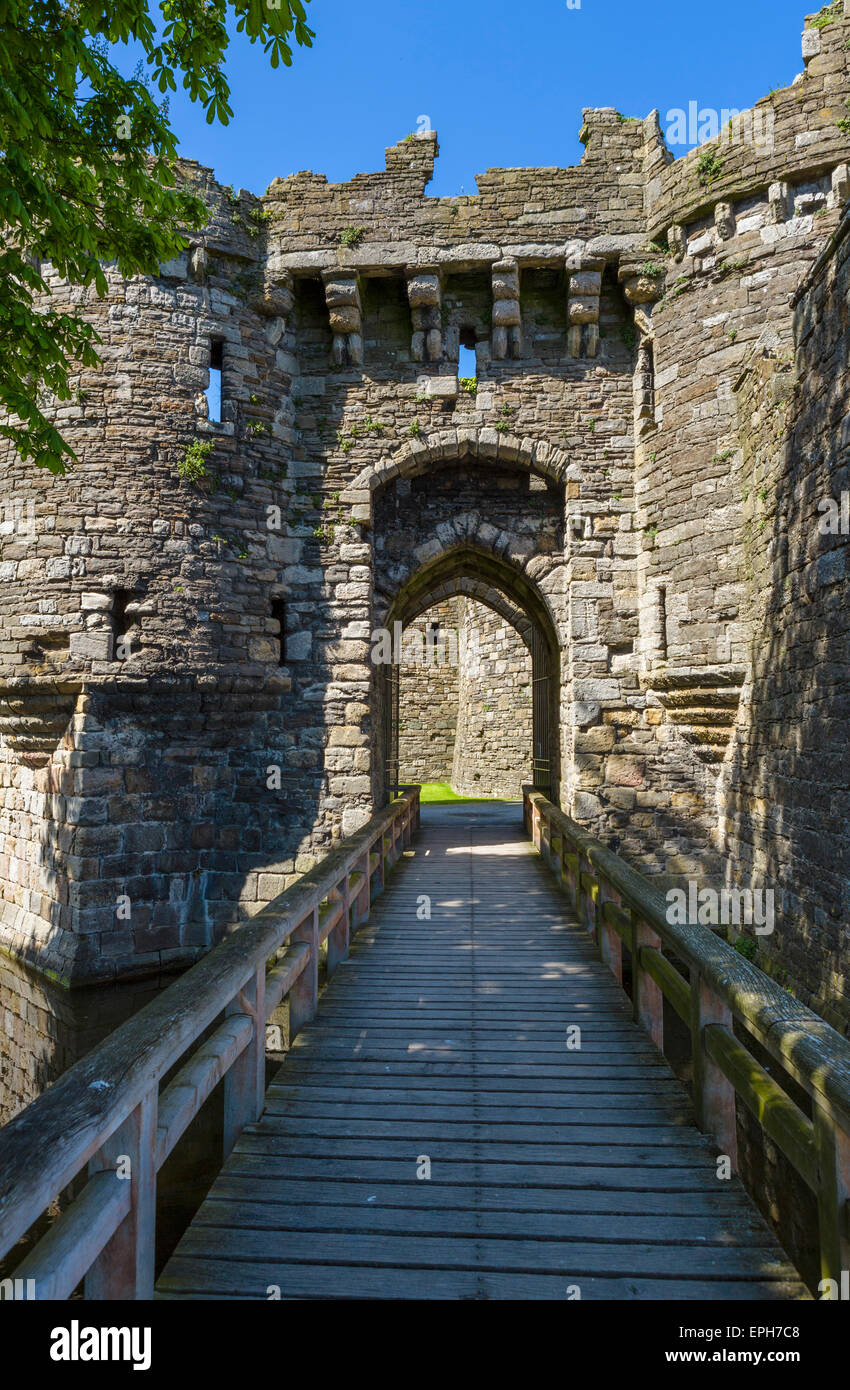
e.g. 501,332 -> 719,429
458,338 -> 477,386
111,589 -> 139,659
270,598 -> 286,665
206,338 -> 224,422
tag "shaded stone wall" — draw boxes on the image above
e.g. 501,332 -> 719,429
0,8 -> 848,991
397,598 -> 459,783
720,208 -> 850,1030
0,954 -> 161,1125
452,601 -> 532,798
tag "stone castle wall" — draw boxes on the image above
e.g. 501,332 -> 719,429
397,598 -> 459,783
451,601 -> 532,799
719,206 -> 850,1027
0,6 -> 848,1003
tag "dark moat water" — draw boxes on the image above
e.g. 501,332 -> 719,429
0,951 -> 254,1284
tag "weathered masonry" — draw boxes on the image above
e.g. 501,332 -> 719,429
1,7 -> 849,1029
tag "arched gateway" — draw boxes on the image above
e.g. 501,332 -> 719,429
374,544 -> 561,804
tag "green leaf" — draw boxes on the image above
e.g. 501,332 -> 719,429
0,0 -> 314,473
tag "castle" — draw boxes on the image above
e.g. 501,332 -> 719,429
1,6 -> 849,1037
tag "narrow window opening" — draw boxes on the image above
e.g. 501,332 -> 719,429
637,338 -> 656,424
270,598 -> 286,665
206,338 -> 224,422
458,337 -> 477,386
657,584 -> 668,661
645,341 -> 656,418
111,589 -> 139,659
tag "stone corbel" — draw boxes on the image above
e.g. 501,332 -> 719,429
831,163 -> 850,209
491,259 -> 522,360
714,202 -> 736,241
249,271 -> 294,321
322,272 -> 363,367
667,224 -> 686,262
406,269 -> 442,363
566,262 -> 603,359
618,259 -> 665,308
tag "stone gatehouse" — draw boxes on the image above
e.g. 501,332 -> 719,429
0,8 -> 849,1031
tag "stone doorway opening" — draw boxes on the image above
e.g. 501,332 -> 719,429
374,545 -> 560,807
396,596 -> 532,799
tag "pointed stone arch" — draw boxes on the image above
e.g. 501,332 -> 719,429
374,541 -> 563,806
340,426 -> 571,524
380,540 -> 564,657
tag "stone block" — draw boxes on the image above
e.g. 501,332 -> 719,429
70,630 -> 113,661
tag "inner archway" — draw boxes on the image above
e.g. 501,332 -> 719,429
373,545 -> 561,808
397,596 -> 533,799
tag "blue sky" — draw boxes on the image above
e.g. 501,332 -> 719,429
164,0 -> 814,197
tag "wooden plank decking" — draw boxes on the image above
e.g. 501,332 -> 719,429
157,802 -> 809,1301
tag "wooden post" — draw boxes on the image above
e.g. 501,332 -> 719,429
223,964 -> 266,1155
598,886 -> 623,985
578,862 -> 598,940
563,852 -> 579,909
633,916 -> 664,1050
814,1101 -> 850,1285
690,973 -> 738,1168
576,854 -> 587,928
289,906 -> 319,1039
327,886 -> 348,977
357,847 -> 371,929
84,1090 -> 157,1300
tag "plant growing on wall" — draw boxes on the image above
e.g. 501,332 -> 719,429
811,1 -> 842,28
696,148 -> 724,187
176,438 -> 216,487
0,0 -> 314,476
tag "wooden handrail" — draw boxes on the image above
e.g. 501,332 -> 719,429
524,785 -> 850,1288
0,785 -> 420,1299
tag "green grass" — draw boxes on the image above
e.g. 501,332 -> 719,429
418,781 -> 517,804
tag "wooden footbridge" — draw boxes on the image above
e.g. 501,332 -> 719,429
1,787 -> 849,1300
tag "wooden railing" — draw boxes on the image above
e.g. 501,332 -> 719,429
0,786 -> 420,1300
524,786 -> 850,1288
